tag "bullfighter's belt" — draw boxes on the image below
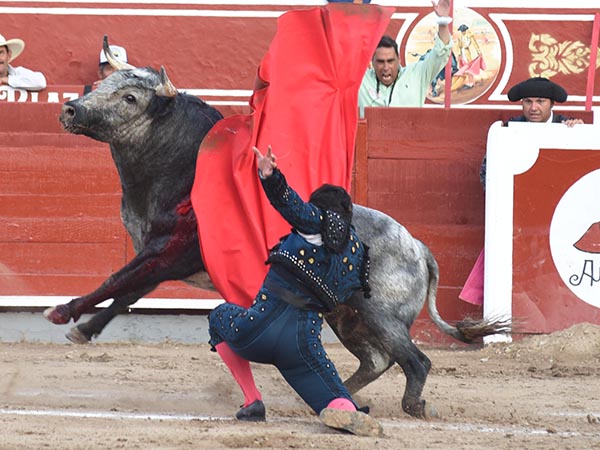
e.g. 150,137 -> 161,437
263,271 -> 327,312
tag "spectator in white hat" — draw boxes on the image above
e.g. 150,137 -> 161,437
85,44 -> 128,93
98,44 -> 127,80
0,32 -> 47,91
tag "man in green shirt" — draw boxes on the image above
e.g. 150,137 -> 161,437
358,0 -> 453,110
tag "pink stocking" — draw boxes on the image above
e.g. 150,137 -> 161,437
215,342 -> 262,407
326,398 -> 356,411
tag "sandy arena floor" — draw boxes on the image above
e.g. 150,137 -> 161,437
1,323 -> 600,450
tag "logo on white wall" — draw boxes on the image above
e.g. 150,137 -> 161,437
550,169 -> 600,308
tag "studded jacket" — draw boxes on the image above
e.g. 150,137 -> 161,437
260,169 -> 370,312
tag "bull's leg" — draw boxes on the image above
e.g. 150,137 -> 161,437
328,303 -> 433,418
395,338 -> 432,418
65,288 -> 156,343
65,301 -> 128,344
343,346 -> 394,395
44,237 -> 202,325
326,305 -> 395,394
335,321 -> 432,418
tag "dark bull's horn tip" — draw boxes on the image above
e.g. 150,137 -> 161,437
102,35 -> 135,71
156,66 -> 178,98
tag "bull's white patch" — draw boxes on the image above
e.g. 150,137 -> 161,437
133,68 -> 154,79
549,169 -> 600,308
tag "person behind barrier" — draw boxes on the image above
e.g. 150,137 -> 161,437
460,77 -> 585,306
84,44 -> 128,94
0,33 -> 47,91
478,77 -> 585,188
207,144 -> 382,437
358,0 -> 453,109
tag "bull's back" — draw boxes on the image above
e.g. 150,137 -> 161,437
352,205 -> 433,322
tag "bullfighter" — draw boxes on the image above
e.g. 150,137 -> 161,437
207,145 -> 381,437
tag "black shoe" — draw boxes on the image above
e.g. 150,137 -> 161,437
235,400 -> 266,422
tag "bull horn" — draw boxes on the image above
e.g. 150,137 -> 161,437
102,35 -> 135,71
156,66 -> 178,97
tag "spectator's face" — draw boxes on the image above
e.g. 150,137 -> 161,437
0,46 -> 11,77
372,47 -> 399,87
98,63 -> 116,80
521,97 -> 553,122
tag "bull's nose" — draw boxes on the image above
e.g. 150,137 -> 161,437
59,103 -> 77,125
61,103 -> 76,118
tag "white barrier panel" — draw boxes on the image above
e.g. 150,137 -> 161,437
484,121 -> 600,343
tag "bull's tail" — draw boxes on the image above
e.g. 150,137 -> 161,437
424,249 -> 511,343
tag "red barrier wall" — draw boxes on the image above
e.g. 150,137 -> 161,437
1,101 -> 593,343
355,107 -> 594,342
1,0 -> 598,342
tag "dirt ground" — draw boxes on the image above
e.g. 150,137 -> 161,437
2,323 -> 600,450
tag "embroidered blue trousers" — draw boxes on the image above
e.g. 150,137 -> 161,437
208,282 -> 354,414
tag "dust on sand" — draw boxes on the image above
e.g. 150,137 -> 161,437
1,323 -> 599,449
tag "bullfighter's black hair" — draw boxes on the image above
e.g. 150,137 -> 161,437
309,184 -> 353,224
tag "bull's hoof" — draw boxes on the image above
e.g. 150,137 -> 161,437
424,402 -> 440,420
403,398 -> 427,418
66,326 -> 91,344
402,399 -> 440,420
43,304 -> 72,325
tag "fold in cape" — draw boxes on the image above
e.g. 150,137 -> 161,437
192,3 -> 393,306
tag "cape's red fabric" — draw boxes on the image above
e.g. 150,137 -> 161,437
192,3 -> 392,307
456,55 -> 487,77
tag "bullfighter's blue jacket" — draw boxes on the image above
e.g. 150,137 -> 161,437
260,169 -> 370,312
208,168 -> 371,413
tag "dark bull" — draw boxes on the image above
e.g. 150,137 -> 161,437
45,38 -> 509,418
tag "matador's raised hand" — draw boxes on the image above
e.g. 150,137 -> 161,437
432,0 -> 451,18
253,145 -> 278,178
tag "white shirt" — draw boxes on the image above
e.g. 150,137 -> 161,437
7,65 -> 47,91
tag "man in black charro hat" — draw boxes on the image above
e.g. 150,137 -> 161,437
459,77 -> 585,306
505,77 -> 584,126
478,76 -> 584,188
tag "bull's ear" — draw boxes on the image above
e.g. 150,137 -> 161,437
102,35 -> 135,71
156,66 -> 178,98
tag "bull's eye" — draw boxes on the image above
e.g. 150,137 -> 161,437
124,94 -> 136,104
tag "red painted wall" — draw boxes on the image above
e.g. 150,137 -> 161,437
1,103 -> 593,344
355,107 -> 594,343
1,2 -> 598,343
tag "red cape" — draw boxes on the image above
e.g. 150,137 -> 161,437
456,55 -> 487,77
192,3 -> 392,307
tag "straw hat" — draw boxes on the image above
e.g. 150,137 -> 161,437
0,33 -> 25,62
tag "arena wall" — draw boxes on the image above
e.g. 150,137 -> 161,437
1,0 -> 599,343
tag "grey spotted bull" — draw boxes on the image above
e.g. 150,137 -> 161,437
45,39 -> 509,418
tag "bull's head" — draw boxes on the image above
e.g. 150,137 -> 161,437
59,36 -> 179,142
101,35 -> 177,98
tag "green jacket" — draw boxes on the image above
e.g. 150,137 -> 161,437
358,34 -> 453,110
